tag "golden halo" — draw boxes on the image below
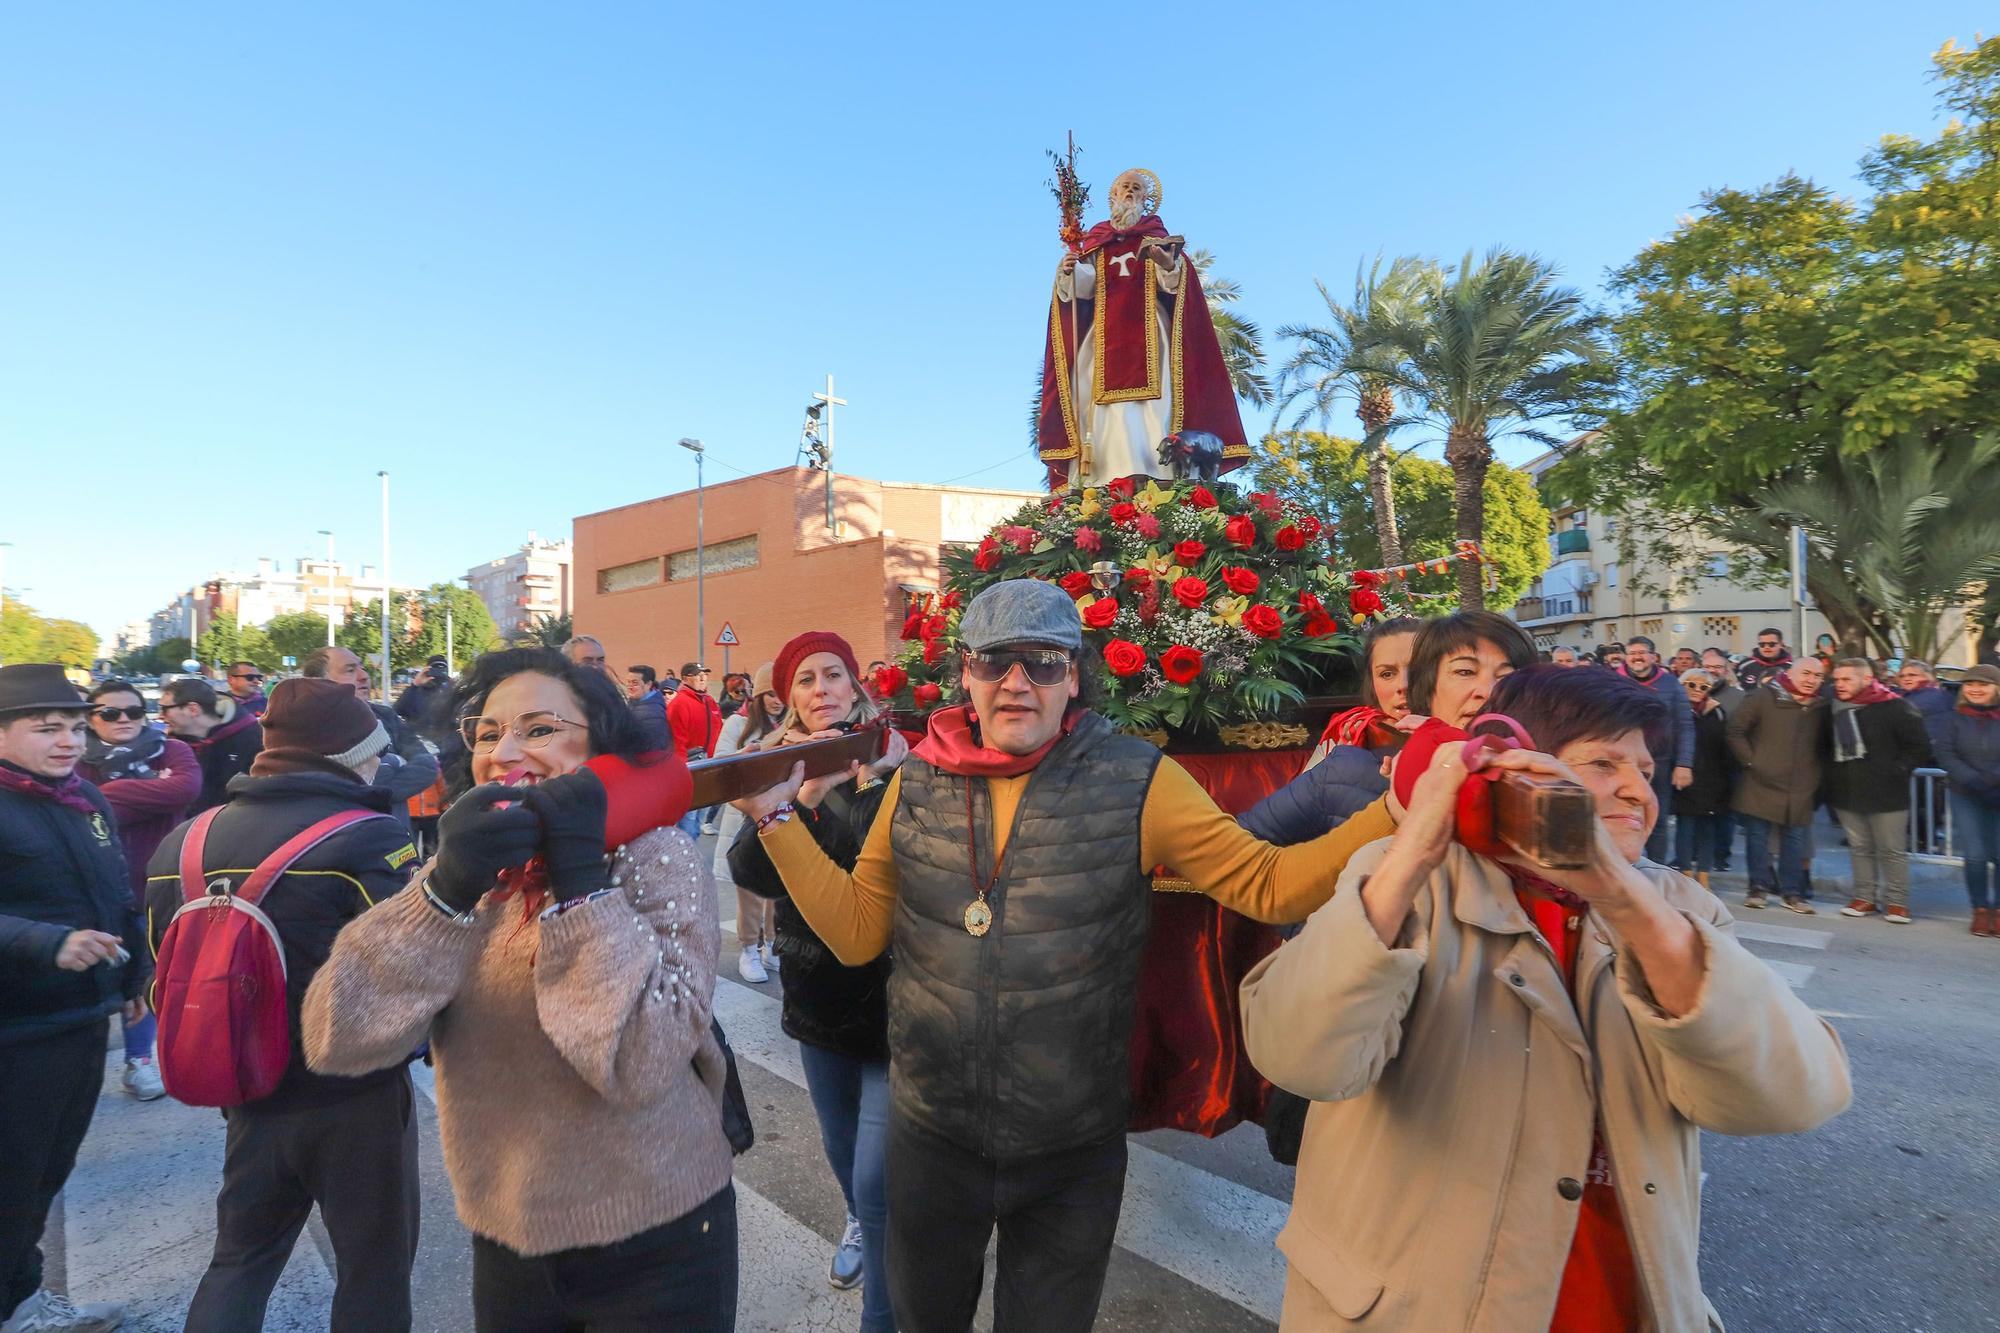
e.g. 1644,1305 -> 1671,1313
1114,167 -> 1163,217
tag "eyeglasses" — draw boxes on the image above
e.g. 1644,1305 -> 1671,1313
1685,684 -> 1712,693
231,672 -> 264,683
92,705 -> 148,722
961,648 -> 1073,687
459,711 -> 586,753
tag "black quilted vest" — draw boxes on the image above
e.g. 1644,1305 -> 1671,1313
888,710 -> 1161,1158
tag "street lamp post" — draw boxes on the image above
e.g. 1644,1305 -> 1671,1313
318,529 -> 337,646
678,438 -> 705,656
378,471 -> 391,699
0,542 -> 12,608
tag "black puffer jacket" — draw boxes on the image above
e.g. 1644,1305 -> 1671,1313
731,775 -> 891,1062
0,768 -> 144,1045
1673,705 -> 1738,817
148,770 -> 417,1110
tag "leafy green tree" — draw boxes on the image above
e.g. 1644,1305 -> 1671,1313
0,596 -> 99,669
1554,38 -> 2000,649
1187,250 -> 1270,408
1252,432 -> 1550,611
196,613 -> 277,673
264,611 -> 335,665
404,583 -> 501,668
1363,250 -> 1608,609
1271,255 -> 1436,565
516,612 -> 574,649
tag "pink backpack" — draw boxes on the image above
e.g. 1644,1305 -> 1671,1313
154,807 -> 390,1107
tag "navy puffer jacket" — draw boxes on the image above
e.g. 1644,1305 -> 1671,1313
1238,745 -> 1390,854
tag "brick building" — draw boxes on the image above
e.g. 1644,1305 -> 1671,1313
573,467 -> 1040,675
466,532 -> 574,641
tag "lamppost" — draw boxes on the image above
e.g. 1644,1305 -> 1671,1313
318,529 -> 337,646
678,438 -> 706,655
378,471 -> 391,698
0,542 -> 12,608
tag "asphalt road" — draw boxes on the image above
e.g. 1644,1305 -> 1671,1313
48,819 -> 2000,1331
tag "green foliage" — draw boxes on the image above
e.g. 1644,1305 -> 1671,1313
1252,432 -> 1550,610
1555,38 -> 2000,646
196,612 -> 278,673
340,585 -> 502,673
516,612 -> 574,650
1188,250 -> 1271,408
264,612 -> 335,664
0,595 -> 99,669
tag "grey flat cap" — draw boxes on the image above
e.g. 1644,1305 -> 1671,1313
959,579 -> 1083,654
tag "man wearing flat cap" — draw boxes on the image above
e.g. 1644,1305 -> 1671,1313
148,677 -> 422,1331
735,578 -> 1396,1331
0,664 -> 141,1333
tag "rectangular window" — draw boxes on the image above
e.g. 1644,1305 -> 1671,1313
1705,553 -> 1730,578
597,557 -> 662,594
668,535 -> 758,581
1605,562 -> 1620,588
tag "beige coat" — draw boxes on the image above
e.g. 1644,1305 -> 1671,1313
1241,843 -> 1850,1332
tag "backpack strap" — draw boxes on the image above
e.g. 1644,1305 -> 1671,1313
177,808 -> 225,905
236,810 -> 396,907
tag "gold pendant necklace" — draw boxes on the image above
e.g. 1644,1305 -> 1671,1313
963,779 -> 1005,937
963,900 -> 993,937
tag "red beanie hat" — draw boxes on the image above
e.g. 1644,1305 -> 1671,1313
774,631 -> 861,707
252,677 -> 390,780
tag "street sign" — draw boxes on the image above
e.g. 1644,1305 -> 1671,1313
281,655 -> 297,667
714,622 -> 739,647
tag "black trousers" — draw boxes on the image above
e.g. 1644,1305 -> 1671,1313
0,1019 -> 108,1320
183,1072 -> 419,1333
469,1182 -> 737,1333
886,1112 -> 1128,1333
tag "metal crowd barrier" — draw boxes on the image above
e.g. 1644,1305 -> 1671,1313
1908,768 -> 1961,865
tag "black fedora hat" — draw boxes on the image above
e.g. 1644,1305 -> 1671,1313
0,664 -> 93,716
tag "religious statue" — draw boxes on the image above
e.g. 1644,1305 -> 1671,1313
1037,167 -> 1248,489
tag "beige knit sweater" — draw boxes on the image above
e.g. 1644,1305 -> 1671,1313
301,825 -> 732,1257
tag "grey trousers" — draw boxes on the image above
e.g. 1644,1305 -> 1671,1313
1834,806 -> 1912,908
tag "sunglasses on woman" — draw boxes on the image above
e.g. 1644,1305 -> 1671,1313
1685,683 -> 1712,693
92,705 -> 148,722
960,648 -> 1073,687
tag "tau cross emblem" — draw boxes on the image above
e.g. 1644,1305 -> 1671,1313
1107,250 -> 1139,278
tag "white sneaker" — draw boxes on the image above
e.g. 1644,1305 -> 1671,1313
737,945 -> 768,984
762,942 -> 780,976
2,1289 -> 126,1332
121,1059 -> 165,1102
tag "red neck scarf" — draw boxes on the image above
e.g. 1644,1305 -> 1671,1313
912,703 -> 1083,778
0,762 -> 100,817
1838,679 -> 1900,708
1959,699 -> 2000,720
1772,671 -> 1822,704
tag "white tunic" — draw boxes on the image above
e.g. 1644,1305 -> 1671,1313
1057,254 -> 1184,486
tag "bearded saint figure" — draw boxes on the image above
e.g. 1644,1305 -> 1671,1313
1037,167 -> 1248,489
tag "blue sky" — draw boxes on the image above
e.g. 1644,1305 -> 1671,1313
0,1 -> 1985,639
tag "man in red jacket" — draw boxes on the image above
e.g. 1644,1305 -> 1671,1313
666,662 -> 722,837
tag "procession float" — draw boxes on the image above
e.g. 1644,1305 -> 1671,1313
869,145 -> 1493,1138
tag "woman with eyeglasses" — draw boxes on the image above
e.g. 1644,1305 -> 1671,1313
78,679 -> 199,1100
303,648 -> 737,1332
1670,669 -> 1738,889
713,662 -> 784,983
728,632 -> 907,1330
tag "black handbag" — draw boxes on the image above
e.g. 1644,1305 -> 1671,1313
709,1017 -> 755,1156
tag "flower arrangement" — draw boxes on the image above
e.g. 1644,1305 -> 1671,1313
874,478 -> 1389,741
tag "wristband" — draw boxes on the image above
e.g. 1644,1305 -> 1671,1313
422,879 -> 480,926
756,802 -> 797,834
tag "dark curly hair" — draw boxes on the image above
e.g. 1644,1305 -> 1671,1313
444,648 -> 650,798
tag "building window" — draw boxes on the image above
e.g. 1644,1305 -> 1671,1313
1605,562 -> 1619,588
1702,615 -> 1740,641
668,535 -> 759,582
1571,511 -> 1588,530
1704,553 -> 1730,579
1640,618 -> 1664,639
597,557 -> 662,594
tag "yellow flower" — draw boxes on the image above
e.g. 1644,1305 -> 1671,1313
1210,595 -> 1249,628
1135,480 -> 1175,512
1075,492 -> 1103,522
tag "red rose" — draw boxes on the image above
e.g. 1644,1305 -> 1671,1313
1103,639 -> 1147,677
922,638 -> 945,665
1073,526 -> 1102,553
1107,477 -> 1136,499
1174,539 -> 1206,564
1187,485 -> 1218,509
1058,570 -> 1093,600
1296,515 -> 1322,541
1109,501 -> 1140,526
1352,568 -> 1382,587
1303,613 -> 1340,638
1170,576 -> 1209,609
1349,588 -> 1386,616
922,614 -> 947,640
912,681 -> 942,707
973,537 -> 1000,572
1273,525 -> 1305,551
873,664 -> 909,697
900,608 -> 925,640
1298,590 -> 1326,616
1248,491 -> 1284,518
1242,604 -> 1283,639
1220,566 -> 1260,596
1134,513 -> 1161,540
1224,514 -> 1258,548
937,590 -> 963,610
1001,525 -> 1037,554
1081,597 -> 1119,630
1160,645 -> 1204,685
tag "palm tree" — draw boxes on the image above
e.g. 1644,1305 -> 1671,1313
1271,254 -> 1435,565
516,612 -> 574,650
1366,249 -> 1607,608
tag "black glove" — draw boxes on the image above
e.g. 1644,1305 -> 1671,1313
430,784 -> 544,912
521,769 -> 610,902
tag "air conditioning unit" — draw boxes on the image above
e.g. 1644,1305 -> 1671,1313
1581,570 -> 1601,586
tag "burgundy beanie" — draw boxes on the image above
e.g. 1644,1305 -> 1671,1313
774,631 -> 861,705
252,677 -> 391,779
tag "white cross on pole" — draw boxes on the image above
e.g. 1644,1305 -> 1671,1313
811,374 -> 848,533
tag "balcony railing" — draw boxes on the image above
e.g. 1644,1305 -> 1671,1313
1555,529 -> 1591,556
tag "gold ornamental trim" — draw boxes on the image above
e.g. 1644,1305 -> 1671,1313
1217,721 -> 1311,751
1043,283 -> 1081,461
1092,256 -> 1163,404
1121,727 -> 1170,748
1151,873 -> 1200,894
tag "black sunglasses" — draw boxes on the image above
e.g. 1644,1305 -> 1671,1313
93,705 -> 148,722
231,671 -> 265,682
961,648 -> 1073,686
